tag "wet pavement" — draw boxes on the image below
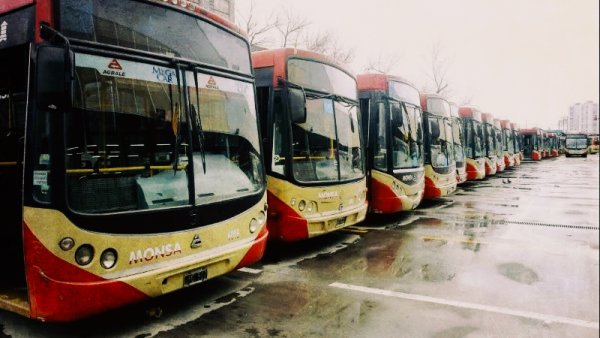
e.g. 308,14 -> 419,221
1,155 -> 598,337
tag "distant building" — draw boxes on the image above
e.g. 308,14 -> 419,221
565,101 -> 599,134
193,0 -> 235,22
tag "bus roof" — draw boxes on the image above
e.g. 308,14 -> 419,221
0,0 -> 32,13
356,73 -> 417,92
520,128 -> 541,135
500,119 -> 512,129
251,48 -> 345,88
481,112 -> 495,123
146,0 -> 244,35
458,106 -> 482,120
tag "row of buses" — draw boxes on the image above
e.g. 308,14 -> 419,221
0,1 -> 588,322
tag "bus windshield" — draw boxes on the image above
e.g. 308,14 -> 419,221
465,119 -> 483,158
495,128 -> 503,157
58,53 -> 262,213
484,123 -> 495,156
291,98 -> 363,183
390,101 -> 423,169
452,118 -> 465,164
504,129 -> 515,153
566,138 -> 587,149
428,115 -> 453,169
59,0 -> 250,73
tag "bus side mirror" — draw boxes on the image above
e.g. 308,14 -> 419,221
430,120 -> 440,140
36,45 -> 74,112
288,87 -> 307,124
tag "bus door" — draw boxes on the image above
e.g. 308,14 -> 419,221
0,44 -> 29,288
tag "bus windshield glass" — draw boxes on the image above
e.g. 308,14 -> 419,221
428,115 -> 453,169
291,98 -> 363,183
484,123 -> 495,156
465,119 -> 484,158
390,101 -> 423,169
566,138 -> 588,149
452,118 -> 465,164
388,81 -> 420,106
288,59 -> 356,99
60,53 -> 262,214
59,0 -> 250,73
504,129 -> 515,153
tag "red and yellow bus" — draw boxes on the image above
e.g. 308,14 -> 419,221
252,48 -> 367,240
500,120 -> 515,168
545,132 -> 559,157
588,134 -> 599,154
520,128 -> 543,161
357,74 -> 424,213
0,0 -> 268,322
481,113 -> 498,176
511,122 -> 523,164
458,106 -> 486,180
493,118 -> 506,172
450,102 -> 468,184
420,94 -> 457,199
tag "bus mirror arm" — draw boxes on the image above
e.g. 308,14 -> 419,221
36,23 -> 74,113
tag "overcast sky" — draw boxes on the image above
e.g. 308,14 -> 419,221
236,0 -> 599,129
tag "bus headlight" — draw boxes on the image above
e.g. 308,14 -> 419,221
298,200 -> 306,212
100,249 -> 118,269
59,237 -> 75,251
257,210 -> 266,225
306,201 -> 313,213
75,244 -> 94,266
290,198 -> 296,206
249,218 -> 258,233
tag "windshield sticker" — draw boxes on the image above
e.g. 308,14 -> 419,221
33,170 -> 49,189
206,76 -> 219,90
76,53 -> 176,84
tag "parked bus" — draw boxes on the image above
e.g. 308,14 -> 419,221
357,74 -> 424,213
512,122 -> 523,163
420,94 -> 457,199
500,120 -> 515,168
564,133 -> 589,157
493,118 -> 506,172
520,128 -> 543,161
450,102 -> 467,184
481,113 -> 498,175
252,48 -> 367,240
545,132 -> 559,157
588,134 -> 599,154
0,0 -> 269,322
458,106 -> 486,180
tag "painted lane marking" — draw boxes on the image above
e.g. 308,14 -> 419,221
329,282 -> 599,330
421,235 -> 487,245
237,267 -> 262,274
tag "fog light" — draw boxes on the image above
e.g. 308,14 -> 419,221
249,218 -> 258,233
75,244 -> 94,266
100,249 -> 118,269
59,237 -> 75,251
298,200 -> 306,211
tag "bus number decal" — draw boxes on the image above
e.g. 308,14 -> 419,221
129,242 -> 182,264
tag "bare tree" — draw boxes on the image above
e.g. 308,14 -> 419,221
364,52 -> 402,74
302,31 -> 354,65
236,0 -> 279,48
275,8 -> 311,48
425,42 -> 452,95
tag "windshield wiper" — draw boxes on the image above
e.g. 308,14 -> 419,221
192,68 -> 206,174
306,92 -> 357,107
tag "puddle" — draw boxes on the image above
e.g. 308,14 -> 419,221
497,263 -> 539,285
